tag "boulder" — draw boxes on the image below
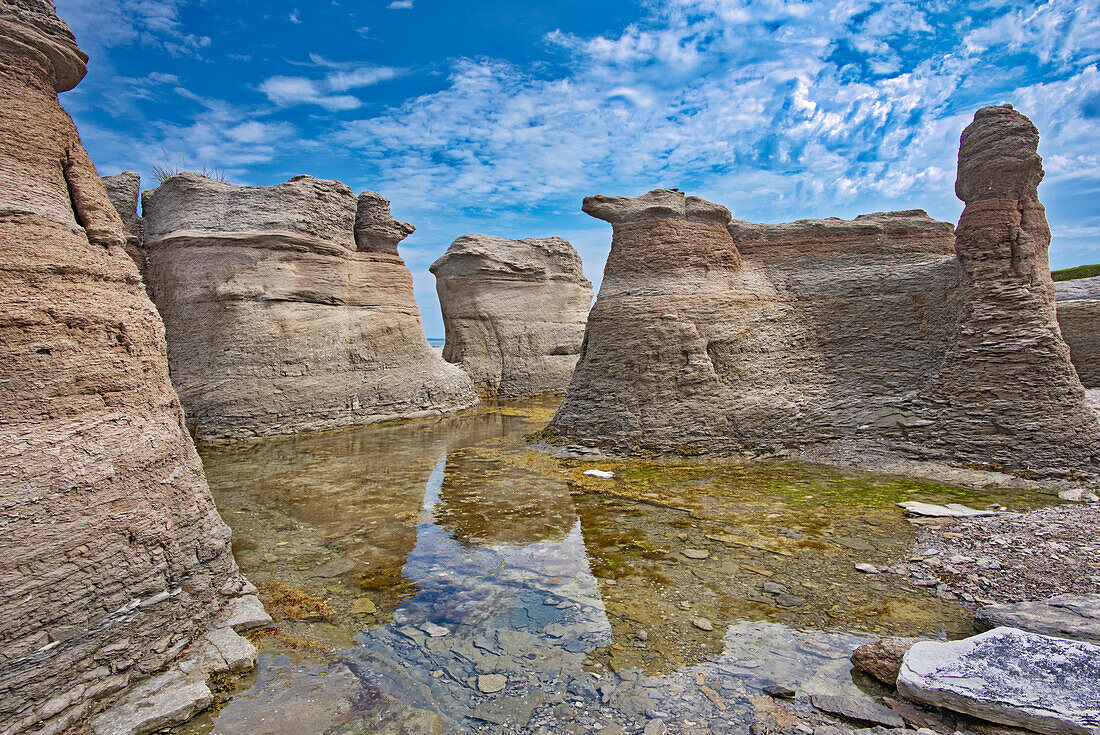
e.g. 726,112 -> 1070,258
974,594 -> 1100,644
100,171 -> 143,272
850,637 -> 921,686
430,234 -> 592,397
1055,277 -> 1100,388
0,3 -> 258,733
897,627 -> 1100,735
141,175 -> 478,440
548,108 -> 1100,481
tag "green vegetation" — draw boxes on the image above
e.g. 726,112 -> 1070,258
1052,263 -> 1100,281
150,149 -> 226,185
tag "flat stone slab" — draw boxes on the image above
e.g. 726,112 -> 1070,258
975,594 -> 1100,645
810,694 -> 904,728
897,627 -> 1100,735
92,670 -> 212,735
897,501 -> 997,517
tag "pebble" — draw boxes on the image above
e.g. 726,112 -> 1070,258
854,563 -> 879,574
583,470 -> 615,479
422,623 -> 449,637
691,617 -> 714,631
682,548 -> 710,560
477,674 -> 507,693
762,684 -> 796,699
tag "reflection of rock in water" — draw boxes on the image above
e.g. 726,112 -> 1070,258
433,447 -> 577,547
199,406 -> 549,649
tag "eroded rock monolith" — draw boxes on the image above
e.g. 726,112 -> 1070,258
0,3 -> 261,733
430,234 -> 592,397
1056,276 -> 1100,388
549,108 -> 1100,481
900,105 -> 1100,474
141,174 -> 477,440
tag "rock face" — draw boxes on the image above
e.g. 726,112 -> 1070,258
549,108 -> 1100,480
0,3 -> 259,734
430,234 -> 592,397
897,627 -> 1100,735
1056,276 -> 1100,388
850,637 -> 921,686
100,170 -> 142,271
141,174 -> 478,440
975,594 -> 1100,644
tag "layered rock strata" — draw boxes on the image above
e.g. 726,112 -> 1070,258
550,107 -> 1100,478
1055,276 -> 1100,388
100,170 -> 142,271
141,174 -> 477,440
901,105 -> 1100,474
430,234 -> 592,397
0,3 -> 261,734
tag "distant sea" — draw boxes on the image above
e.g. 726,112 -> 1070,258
427,338 -> 445,347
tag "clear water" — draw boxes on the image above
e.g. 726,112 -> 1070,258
177,399 -> 1047,734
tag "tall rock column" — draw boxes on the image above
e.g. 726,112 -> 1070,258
142,175 -> 478,440
907,105 -> 1100,474
0,3 -> 259,733
430,234 -> 593,397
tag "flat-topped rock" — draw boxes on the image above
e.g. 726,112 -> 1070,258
1056,276 -> 1100,302
975,594 -> 1100,644
1055,282 -> 1100,387
141,175 -> 477,440
0,4 -> 259,733
897,627 -> 1100,735
431,234 -> 592,397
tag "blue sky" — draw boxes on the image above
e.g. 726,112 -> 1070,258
56,0 -> 1100,338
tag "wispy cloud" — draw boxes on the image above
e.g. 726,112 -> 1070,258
258,56 -> 402,110
288,9 -> 302,24
387,0 -> 414,9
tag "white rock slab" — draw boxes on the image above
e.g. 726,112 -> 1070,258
975,594 -> 1100,645
92,670 -> 212,735
897,627 -> 1100,735
583,469 -> 615,479
897,501 -> 996,517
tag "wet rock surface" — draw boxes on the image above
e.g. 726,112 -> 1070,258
431,234 -> 593,398
141,174 -> 477,440
974,594 -> 1100,644
0,3 -> 257,733
897,627 -> 1100,735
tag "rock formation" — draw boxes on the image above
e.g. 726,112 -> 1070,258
1056,276 -> 1100,388
900,105 -> 1100,474
549,107 -> 1100,479
430,234 -> 592,397
0,3 -> 262,734
100,170 -> 142,271
141,174 -> 478,440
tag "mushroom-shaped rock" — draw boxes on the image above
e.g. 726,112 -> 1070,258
0,3 -> 258,733
430,234 -> 592,397
141,175 -> 478,439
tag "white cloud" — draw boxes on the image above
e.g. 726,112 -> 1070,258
257,58 -> 401,110
289,9 -> 302,24
56,0 -> 211,57
387,0 -> 414,8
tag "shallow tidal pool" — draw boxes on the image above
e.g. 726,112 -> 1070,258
177,399 -> 1047,734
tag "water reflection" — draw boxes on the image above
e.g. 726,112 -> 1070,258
177,399 -> 1044,734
